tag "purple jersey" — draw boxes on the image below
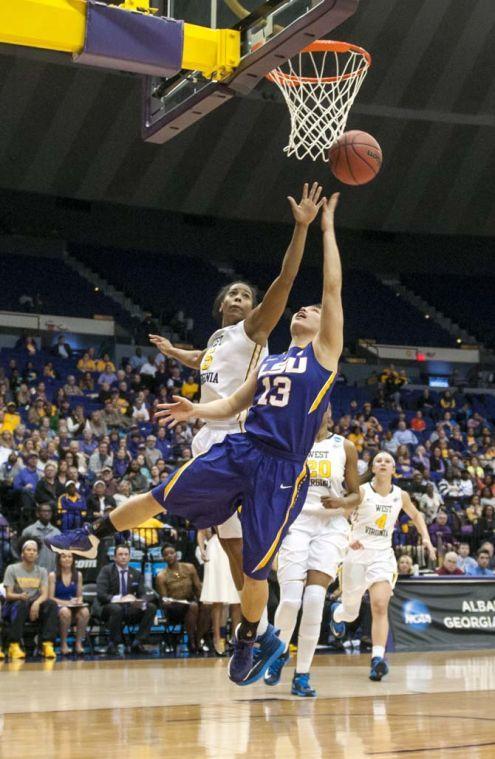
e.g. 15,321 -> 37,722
245,341 -> 336,459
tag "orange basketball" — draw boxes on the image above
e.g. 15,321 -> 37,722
328,130 -> 382,186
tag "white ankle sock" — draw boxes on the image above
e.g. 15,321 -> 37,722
256,607 -> 269,638
372,645 -> 385,659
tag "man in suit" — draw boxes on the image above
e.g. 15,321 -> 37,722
95,544 -> 157,655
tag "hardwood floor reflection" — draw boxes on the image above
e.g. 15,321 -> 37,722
1,651 -> 494,758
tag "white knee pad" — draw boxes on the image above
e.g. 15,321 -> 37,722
297,584 -> 327,673
301,584 -> 326,624
274,580 -> 304,650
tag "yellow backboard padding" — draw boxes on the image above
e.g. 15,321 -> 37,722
0,0 -> 240,79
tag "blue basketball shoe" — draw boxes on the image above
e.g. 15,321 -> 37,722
229,624 -> 285,686
369,657 -> 389,681
264,649 -> 290,686
291,672 -> 316,697
45,525 -> 99,559
329,602 -> 346,639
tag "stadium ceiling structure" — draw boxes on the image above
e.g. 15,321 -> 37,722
0,0 -> 493,237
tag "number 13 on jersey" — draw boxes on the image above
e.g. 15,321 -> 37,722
258,376 -> 292,408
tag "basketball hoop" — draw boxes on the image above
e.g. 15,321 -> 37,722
266,40 -> 371,162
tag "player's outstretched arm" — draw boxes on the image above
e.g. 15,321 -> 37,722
244,182 -> 325,345
401,491 -> 437,561
154,371 -> 258,428
149,334 -> 206,370
313,193 -> 343,372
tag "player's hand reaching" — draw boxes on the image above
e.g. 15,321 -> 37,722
149,334 -> 173,356
154,396 -> 195,428
321,495 -> 344,510
321,192 -> 340,232
424,539 -> 437,562
287,182 -> 325,227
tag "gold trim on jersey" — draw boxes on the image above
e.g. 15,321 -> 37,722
237,341 -> 264,432
162,456 -> 198,500
253,465 -> 308,572
308,372 -> 337,414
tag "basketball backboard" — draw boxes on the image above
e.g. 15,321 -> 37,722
142,0 -> 360,143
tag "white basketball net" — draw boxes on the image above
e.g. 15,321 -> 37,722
268,43 -> 371,162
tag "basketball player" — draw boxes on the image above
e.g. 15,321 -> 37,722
46,192 -> 344,687
149,181 -> 324,600
329,451 -> 436,681
264,407 -> 360,697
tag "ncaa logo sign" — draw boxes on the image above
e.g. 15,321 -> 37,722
403,599 -> 432,630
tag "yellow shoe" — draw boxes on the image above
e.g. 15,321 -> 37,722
42,642 -> 56,659
8,643 -> 26,660
0,648 -> 5,660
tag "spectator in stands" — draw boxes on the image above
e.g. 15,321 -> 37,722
3,538 -> 58,659
77,352 -> 96,373
100,466 -> 118,497
67,406 -> 86,439
417,388 -> 435,413
410,410 -> 427,433
79,372 -> 96,396
80,428 -> 97,457
2,402 -> 21,433
113,448 -> 131,479
156,544 -> 203,654
52,335 -> 72,359
102,397 -> 131,431
480,486 -> 495,508
64,375 -> 84,397
13,453 -> 40,524
144,435 -> 160,470
428,511 -> 454,549
139,356 -> 158,384
180,374 -> 199,401
132,396 -> 150,424
57,481 -> 87,533
123,460 -> 148,494
475,505 -> 495,544
397,554 -> 416,578
392,420 -> 418,450
418,483 -> 443,524
48,551 -> 89,655
95,544 -> 157,655
20,503 -> 61,572
381,430 -> 398,455
129,348 -> 146,371
0,451 -> 23,494
440,390 -> 456,410
87,479 -> 117,520
88,441 -> 113,477
113,479 -> 132,507
436,552 -> 464,576
97,363 -> 118,387
100,353 -> 116,373
456,542 -> 477,574
466,548 -> 495,577
34,462 -> 63,509
429,446 -> 447,478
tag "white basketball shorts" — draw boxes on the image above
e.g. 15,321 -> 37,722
277,511 -> 349,583
191,423 -> 243,539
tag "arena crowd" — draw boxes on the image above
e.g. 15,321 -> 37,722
0,338 -> 494,657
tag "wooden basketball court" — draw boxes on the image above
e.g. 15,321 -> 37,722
1,649 -> 494,758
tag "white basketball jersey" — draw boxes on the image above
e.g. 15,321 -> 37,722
199,320 -> 267,428
302,435 -> 349,532
350,482 -> 403,549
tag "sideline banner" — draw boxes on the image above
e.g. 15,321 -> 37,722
389,578 -> 495,651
